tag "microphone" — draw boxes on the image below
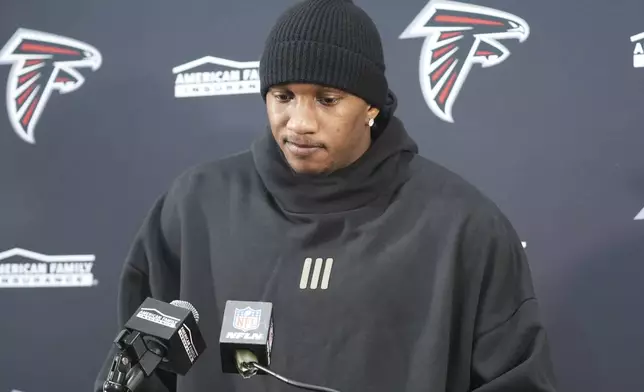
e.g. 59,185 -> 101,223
103,297 -> 207,392
219,300 -> 274,377
219,300 -> 341,392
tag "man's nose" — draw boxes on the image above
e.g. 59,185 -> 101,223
286,101 -> 317,134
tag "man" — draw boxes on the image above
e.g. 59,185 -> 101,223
94,0 -> 557,391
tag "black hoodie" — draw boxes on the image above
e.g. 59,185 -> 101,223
94,91 -> 557,392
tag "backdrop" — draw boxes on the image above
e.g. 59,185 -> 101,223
1,0 -> 643,391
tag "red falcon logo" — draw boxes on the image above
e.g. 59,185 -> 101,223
0,28 -> 102,144
400,0 -> 529,123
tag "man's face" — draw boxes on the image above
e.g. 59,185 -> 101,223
266,83 -> 379,175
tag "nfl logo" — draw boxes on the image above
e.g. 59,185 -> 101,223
233,306 -> 261,332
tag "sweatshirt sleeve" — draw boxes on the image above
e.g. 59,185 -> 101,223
93,191 -> 181,392
467,208 -> 558,392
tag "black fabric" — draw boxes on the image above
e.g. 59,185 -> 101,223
259,0 -> 388,108
93,116 -> 557,392
251,90 -> 418,214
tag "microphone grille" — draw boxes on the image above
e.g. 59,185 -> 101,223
171,300 -> 200,323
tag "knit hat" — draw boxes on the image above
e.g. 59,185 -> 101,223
259,0 -> 388,109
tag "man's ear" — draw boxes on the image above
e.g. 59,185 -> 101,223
367,106 -> 380,119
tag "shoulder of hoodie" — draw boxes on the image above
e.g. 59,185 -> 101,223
162,148 -> 255,208
149,151 -> 252,255
406,153 -> 521,245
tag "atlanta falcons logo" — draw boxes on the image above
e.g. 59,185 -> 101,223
0,28 -> 102,144
400,0 -> 529,123
635,206 -> 644,220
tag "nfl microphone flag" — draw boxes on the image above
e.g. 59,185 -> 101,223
219,300 -> 274,374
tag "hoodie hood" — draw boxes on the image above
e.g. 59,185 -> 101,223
251,90 -> 419,215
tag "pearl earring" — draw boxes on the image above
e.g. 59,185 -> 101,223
368,118 -> 375,127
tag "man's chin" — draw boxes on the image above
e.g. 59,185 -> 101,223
285,158 -> 330,175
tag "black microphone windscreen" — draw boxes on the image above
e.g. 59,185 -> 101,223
171,299 -> 200,323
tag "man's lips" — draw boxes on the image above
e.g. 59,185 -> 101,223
284,138 -> 324,149
287,141 -> 320,148
284,139 -> 324,156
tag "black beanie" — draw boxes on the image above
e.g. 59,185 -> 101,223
259,0 -> 388,109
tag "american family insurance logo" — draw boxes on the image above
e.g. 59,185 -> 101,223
173,56 -> 259,98
0,247 -> 98,288
631,32 -> 644,68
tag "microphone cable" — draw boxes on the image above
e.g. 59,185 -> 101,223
235,349 -> 341,392
252,362 -> 340,392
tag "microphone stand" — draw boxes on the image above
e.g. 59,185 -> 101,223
103,329 -> 168,392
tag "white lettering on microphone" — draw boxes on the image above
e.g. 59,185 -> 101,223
136,310 -> 178,328
225,332 -> 264,341
178,325 -> 197,363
